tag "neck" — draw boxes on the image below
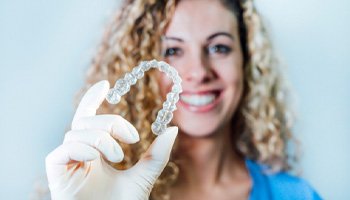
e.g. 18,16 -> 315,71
173,124 -> 248,190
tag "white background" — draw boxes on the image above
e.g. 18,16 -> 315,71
0,0 -> 349,199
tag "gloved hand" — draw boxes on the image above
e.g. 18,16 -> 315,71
45,80 -> 178,200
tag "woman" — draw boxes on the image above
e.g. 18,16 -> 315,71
45,0 -> 321,199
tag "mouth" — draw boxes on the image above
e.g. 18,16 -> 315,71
179,89 -> 223,112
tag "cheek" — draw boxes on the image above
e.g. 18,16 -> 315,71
216,60 -> 244,113
163,58 -> 186,81
216,60 -> 243,87
226,68 -> 243,86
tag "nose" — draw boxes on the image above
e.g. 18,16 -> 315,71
182,52 -> 216,84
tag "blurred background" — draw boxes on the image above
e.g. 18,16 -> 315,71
0,0 -> 349,199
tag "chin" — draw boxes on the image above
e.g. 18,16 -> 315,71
175,120 -> 220,138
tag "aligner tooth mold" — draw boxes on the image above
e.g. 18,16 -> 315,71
106,59 -> 182,135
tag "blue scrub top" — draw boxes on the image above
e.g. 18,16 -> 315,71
246,159 -> 322,200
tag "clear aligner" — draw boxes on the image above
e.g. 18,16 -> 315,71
106,59 -> 182,136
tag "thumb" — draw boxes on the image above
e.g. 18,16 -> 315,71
130,126 -> 178,184
142,126 -> 178,164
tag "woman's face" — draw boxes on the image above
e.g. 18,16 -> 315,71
159,0 -> 244,137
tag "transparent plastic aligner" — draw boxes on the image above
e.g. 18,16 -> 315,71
106,59 -> 182,135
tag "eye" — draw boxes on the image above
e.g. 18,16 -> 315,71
207,44 -> 232,55
163,47 -> 183,57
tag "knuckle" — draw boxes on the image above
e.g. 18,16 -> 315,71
111,114 -> 124,122
71,119 -> 84,130
94,137 -> 103,148
93,133 -> 109,148
63,130 -> 74,142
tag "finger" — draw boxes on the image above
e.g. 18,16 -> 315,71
131,126 -> 178,177
45,142 -> 99,184
64,129 -> 124,163
72,115 -> 139,144
72,80 -> 110,126
142,126 -> 178,163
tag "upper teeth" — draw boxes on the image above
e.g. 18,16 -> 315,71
180,93 -> 216,106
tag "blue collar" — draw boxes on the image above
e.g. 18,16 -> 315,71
245,159 -> 273,200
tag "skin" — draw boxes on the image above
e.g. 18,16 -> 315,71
158,0 -> 252,199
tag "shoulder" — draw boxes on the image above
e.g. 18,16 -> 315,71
267,170 -> 322,200
246,159 -> 322,200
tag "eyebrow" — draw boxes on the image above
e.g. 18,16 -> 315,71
162,36 -> 184,42
162,32 -> 234,43
207,32 -> 234,41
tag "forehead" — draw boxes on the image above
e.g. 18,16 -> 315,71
165,0 -> 238,40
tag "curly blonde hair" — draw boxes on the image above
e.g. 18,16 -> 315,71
77,0 -> 298,199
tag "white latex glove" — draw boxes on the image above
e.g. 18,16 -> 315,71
45,80 -> 178,200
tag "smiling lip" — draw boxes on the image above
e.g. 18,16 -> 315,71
178,89 -> 223,113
